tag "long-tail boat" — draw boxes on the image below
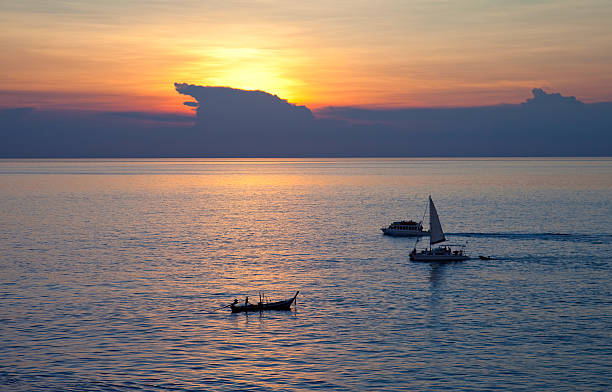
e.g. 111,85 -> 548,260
230,291 -> 299,313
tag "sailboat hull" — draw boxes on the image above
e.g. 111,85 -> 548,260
410,253 -> 470,262
410,247 -> 470,262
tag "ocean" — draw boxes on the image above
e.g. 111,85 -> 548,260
1,158 -> 611,391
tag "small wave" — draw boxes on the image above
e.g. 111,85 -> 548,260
446,232 -> 612,244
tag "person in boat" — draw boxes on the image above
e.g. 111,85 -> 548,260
245,296 -> 249,306
233,299 -> 238,306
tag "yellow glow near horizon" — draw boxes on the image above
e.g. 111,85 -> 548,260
1,1 -> 611,113
185,47 -> 307,104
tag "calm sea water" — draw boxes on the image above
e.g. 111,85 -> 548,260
1,158 -> 611,391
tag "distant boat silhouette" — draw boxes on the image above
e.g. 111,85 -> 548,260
381,219 -> 429,237
410,197 -> 469,262
230,291 -> 299,313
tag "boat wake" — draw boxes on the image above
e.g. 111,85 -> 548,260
446,232 -> 612,245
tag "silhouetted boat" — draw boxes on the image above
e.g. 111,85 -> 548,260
410,196 -> 470,262
381,220 -> 429,237
230,291 -> 299,313
479,255 -> 493,260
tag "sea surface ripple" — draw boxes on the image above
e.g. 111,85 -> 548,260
1,158 -> 611,391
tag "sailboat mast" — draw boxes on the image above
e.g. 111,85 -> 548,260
428,196 -> 432,249
414,197 -> 429,249
421,198 -> 428,224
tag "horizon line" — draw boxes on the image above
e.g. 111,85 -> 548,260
2,155 -> 611,160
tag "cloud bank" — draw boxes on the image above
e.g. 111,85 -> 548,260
0,86 -> 610,157
522,88 -> 583,107
172,83 -> 317,155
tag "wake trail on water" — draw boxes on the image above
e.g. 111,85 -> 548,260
446,232 -> 612,245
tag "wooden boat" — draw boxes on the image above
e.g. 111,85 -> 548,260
479,255 -> 493,260
230,291 -> 299,313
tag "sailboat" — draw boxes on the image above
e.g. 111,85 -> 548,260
409,196 -> 469,262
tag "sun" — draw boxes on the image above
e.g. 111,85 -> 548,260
212,66 -> 298,101
175,47 -> 308,105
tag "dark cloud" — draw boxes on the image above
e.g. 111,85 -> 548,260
522,88 -> 583,107
0,86 -> 610,157
173,83 -> 316,156
0,108 -> 196,158
0,107 -> 35,119
316,88 -> 611,156
174,82 -> 313,121
101,110 -> 195,124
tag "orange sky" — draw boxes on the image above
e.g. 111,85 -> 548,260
1,1 -> 611,113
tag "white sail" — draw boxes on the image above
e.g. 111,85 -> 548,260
428,196 -> 446,245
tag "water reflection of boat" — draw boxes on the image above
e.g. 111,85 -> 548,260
230,291 -> 299,313
410,196 -> 470,262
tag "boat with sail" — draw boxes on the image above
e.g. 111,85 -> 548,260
410,196 -> 469,262
230,291 -> 299,313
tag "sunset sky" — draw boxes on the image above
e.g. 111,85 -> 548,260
1,0 -> 611,113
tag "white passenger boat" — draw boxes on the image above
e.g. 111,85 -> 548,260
381,220 -> 429,237
410,196 -> 469,262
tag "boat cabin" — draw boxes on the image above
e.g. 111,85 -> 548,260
389,220 -> 422,230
